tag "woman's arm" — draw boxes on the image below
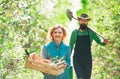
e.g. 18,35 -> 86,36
41,46 -> 49,59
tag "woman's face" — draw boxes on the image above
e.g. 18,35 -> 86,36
52,28 -> 63,42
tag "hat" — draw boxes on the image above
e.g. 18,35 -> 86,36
77,14 -> 91,20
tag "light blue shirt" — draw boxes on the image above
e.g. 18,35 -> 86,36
42,41 -> 71,79
42,41 -> 71,67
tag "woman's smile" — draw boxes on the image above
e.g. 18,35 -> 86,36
52,28 -> 64,44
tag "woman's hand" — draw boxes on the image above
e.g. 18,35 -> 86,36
63,62 -> 67,69
29,53 -> 39,62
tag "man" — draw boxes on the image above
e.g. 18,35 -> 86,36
69,14 -> 109,79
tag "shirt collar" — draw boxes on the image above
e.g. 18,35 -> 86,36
51,41 -> 64,48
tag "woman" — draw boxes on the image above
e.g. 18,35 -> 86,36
42,24 -> 71,79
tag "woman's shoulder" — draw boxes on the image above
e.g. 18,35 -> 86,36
62,42 -> 70,48
43,42 -> 53,48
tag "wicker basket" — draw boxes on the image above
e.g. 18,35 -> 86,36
25,55 -> 65,76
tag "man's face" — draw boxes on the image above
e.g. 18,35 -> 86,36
79,19 -> 88,25
78,19 -> 88,30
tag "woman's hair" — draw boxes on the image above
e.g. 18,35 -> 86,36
48,24 -> 67,41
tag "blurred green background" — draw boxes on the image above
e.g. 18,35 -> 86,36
0,0 -> 120,79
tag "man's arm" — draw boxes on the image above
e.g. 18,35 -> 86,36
92,31 -> 106,46
69,30 -> 77,52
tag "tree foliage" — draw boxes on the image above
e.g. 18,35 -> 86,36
0,0 -> 120,79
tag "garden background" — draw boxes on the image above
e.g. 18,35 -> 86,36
0,0 -> 120,79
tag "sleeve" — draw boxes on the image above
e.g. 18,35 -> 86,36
41,46 -> 49,59
69,30 -> 77,52
65,46 -> 71,67
92,31 -> 106,46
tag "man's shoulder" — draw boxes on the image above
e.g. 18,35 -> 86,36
72,29 -> 78,33
73,29 -> 78,31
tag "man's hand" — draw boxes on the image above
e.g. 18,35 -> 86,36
104,38 -> 109,44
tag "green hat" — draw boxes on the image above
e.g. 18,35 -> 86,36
77,13 -> 91,20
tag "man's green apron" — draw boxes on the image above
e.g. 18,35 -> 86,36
73,29 -> 92,79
